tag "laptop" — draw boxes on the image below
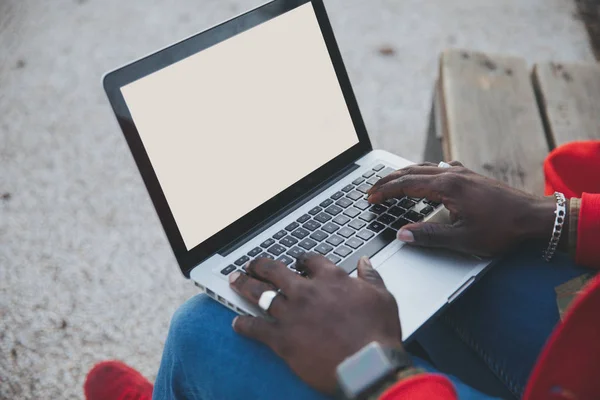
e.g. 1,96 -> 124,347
103,0 -> 491,340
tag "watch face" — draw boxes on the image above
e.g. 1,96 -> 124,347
337,343 -> 395,398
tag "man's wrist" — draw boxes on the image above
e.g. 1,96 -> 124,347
517,196 -> 564,238
517,195 -> 570,251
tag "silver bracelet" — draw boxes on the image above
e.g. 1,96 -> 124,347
542,192 -> 567,262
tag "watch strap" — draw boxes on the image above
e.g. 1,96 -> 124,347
336,342 -> 417,400
382,345 -> 413,371
366,367 -> 426,400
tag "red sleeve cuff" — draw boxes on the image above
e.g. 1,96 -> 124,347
576,193 -> 600,268
379,374 -> 457,400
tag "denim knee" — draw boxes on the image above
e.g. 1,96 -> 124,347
169,295 -> 215,332
165,295 -> 234,361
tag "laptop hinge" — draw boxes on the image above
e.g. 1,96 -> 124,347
219,162 -> 361,257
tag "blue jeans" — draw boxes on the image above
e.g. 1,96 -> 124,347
153,247 -> 591,400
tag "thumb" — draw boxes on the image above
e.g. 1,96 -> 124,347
397,222 -> 461,249
356,256 -> 386,289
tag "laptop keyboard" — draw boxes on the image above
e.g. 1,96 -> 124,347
220,163 -> 442,277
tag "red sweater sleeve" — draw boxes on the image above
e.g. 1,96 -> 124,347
379,374 -> 457,400
576,193 -> 600,268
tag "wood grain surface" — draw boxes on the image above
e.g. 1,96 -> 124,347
439,49 -> 549,194
533,61 -> 600,148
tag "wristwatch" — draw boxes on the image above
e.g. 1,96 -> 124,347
336,342 -> 416,400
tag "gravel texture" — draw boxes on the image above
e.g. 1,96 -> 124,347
0,0 -> 594,398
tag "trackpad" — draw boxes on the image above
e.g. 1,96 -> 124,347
375,245 -> 487,339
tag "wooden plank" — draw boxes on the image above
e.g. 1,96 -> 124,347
575,0 -> 600,60
439,50 -> 549,194
533,62 -> 600,148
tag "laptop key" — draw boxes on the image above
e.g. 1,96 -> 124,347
372,164 -> 385,171
299,238 -> 318,250
367,221 -> 385,233
320,198 -> 334,208
303,220 -> 321,231
359,212 -> 377,222
309,206 -> 322,216
345,237 -> 364,249
335,198 -> 353,208
412,202 -> 428,214
276,255 -> 294,266
370,204 -> 388,214
333,215 -> 351,226
268,244 -> 286,256
348,219 -> 366,230
391,218 -> 411,230
260,238 -> 275,248
377,214 -> 396,225
354,200 -> 370,210
302,219 -> 321,232
420,205 -> 434,216
383,199 -> 397,207
297,214 -> 311,223
398,198 -> 416,209
286,246 -> 306,259
273,230 -> 287,240
280,236 -> 298,247
342,184 -> 354,193
366,176 -> 379,185
388,206 -> 405,217
315,243 -> 334,255
326,234 -> 344,247
376,167 -> 395,178
352,177 -> 365,185
424,200 -> 442,208
338,227 -> 355,238
356,229 -> 375,241
285,222 -> 299,231
314,212 -> 332,223
343,207 -> 361,218
325,205 -> 343,216
356,183 -> 373,194
338,229 -> 396,274
362,170 -> 375,178
404,210 -> 424,222
331,191 -> 344,200
346,191 -> 363,201
258,252 -> 275,260
334,246 -> 352,258
235,255 -> 250,266
310,230 -> 328,242
291,227 -> 310,239
322,222 -> 340,234
220,265 -> 237,276
326,254 -> 342,264
248,247 -> 262,257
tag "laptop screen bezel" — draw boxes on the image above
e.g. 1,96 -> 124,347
103,0 -> 372,277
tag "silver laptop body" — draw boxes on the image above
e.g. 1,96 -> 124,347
103,0 -> 490,340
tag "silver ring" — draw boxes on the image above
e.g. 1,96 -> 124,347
438,161 -> 452,169
258,290 -> 279,313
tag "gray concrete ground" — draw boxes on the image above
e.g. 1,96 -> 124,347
0,0 -> 594,398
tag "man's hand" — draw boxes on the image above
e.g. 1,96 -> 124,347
229,254 -> 402,394
367,162 -> 558,257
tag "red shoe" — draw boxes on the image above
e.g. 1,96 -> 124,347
84,361 -> 153,400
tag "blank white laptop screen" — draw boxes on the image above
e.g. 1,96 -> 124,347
121,3 -> 359,250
